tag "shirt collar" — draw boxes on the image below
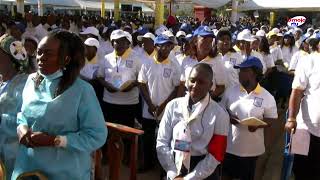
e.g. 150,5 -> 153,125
86,55 -> 98,64
201,56 -> 212,62
114,48 -> 132,60
38,70 -> 63,81
153,54 -> 170,65
240,83 -> 262,94
146,49 -> 156,57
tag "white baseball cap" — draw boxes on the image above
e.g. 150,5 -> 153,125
84,38 -> 100,49
256,30 -> 266,37
137,32 -> 155,41
176,30 -> 186,38
80,26 -> 100,37
110,29 -> 132,43
162,30 -> 177,44
271,28 -> 280,34
22,35 -> 39,45
237,31 -> 255,42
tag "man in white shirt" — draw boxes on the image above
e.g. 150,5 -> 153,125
138,34 -> 181,172
285,37 -> 320,180
157,63 -> 229,180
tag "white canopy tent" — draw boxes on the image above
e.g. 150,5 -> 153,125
191,0 -> 320,10
192,0 -> 231,8
0,0 -> 154,13
0,0 -> 80,7
77,0 -> 153,12
238,0 -> 320,11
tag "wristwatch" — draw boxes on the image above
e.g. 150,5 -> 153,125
54,136 -> 61,147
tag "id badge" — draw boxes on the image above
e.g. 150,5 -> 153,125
174,139 -> 191,152
112,74 -> 122,89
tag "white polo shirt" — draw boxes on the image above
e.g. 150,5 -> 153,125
97,48 -> 141,105
180,56 -> 198,82
220,84 -> 278,157
281,46 -> 298,67
270,45 -> 283,63
138,49 -> 156,66
80,55 -> 100,80
292,52 -> 320,137
200,55 -> 227,90
261,53 -> 275,70
242,51 -> 267,74
220,52 -> 243,89
180,55 -> 226,91
97,40 -> 114,61
289,50 -> 309,71
138,55 -> 181,120
176,53 -> 186,66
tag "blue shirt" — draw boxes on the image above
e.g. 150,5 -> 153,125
12,71 -> 107,180
0,74 -> 28,180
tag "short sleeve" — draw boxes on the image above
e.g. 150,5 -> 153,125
292,56 -> 309,90
138,64 -> 148,84
212,60 -> 226,86
172,63 -> 181,87
264,96 -> 278,119
97,58 -> 106,78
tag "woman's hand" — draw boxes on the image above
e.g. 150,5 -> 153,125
18,126 -> 35,148
30,132 -> 56,147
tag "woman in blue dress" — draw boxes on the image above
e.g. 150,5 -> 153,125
12,30 -> 107,180
0,34 -> 29,179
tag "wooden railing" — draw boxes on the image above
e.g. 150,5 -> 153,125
96,122 -> 144,180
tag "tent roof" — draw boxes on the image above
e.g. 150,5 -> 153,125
192,0 -> 231,8
239,0 -> 320,11
0,0 -> 154,12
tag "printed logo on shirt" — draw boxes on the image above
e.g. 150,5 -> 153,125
163,68 -> 172,78
230,58 -> 236,65
126,60 -> 133,68
253,97 -> 264,107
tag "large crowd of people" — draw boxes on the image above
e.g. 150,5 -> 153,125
0,11 -> 320,180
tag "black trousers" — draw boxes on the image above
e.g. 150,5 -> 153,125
293,133 -> 320,180
101,102 -> 139,127
222,153 -> 258,180
141,118 -> 158,168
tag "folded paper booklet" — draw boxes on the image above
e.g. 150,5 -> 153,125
113,79 -> 135,91
238,117 -> 267,126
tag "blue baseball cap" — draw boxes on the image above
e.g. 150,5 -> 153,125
185,34 -> 193,41
136,26 -> 149,35
234,56 -> 263,70
193,26 -> 215,37
180,23 -> 192,32
154,34 -> 174,45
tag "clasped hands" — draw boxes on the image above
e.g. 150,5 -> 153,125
18,126 -> 56,148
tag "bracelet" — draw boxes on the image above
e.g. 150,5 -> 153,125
287,118 -> 296,122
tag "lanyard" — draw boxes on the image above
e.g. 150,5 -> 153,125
0,80 -> 12,96
116,56 -> 121,73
